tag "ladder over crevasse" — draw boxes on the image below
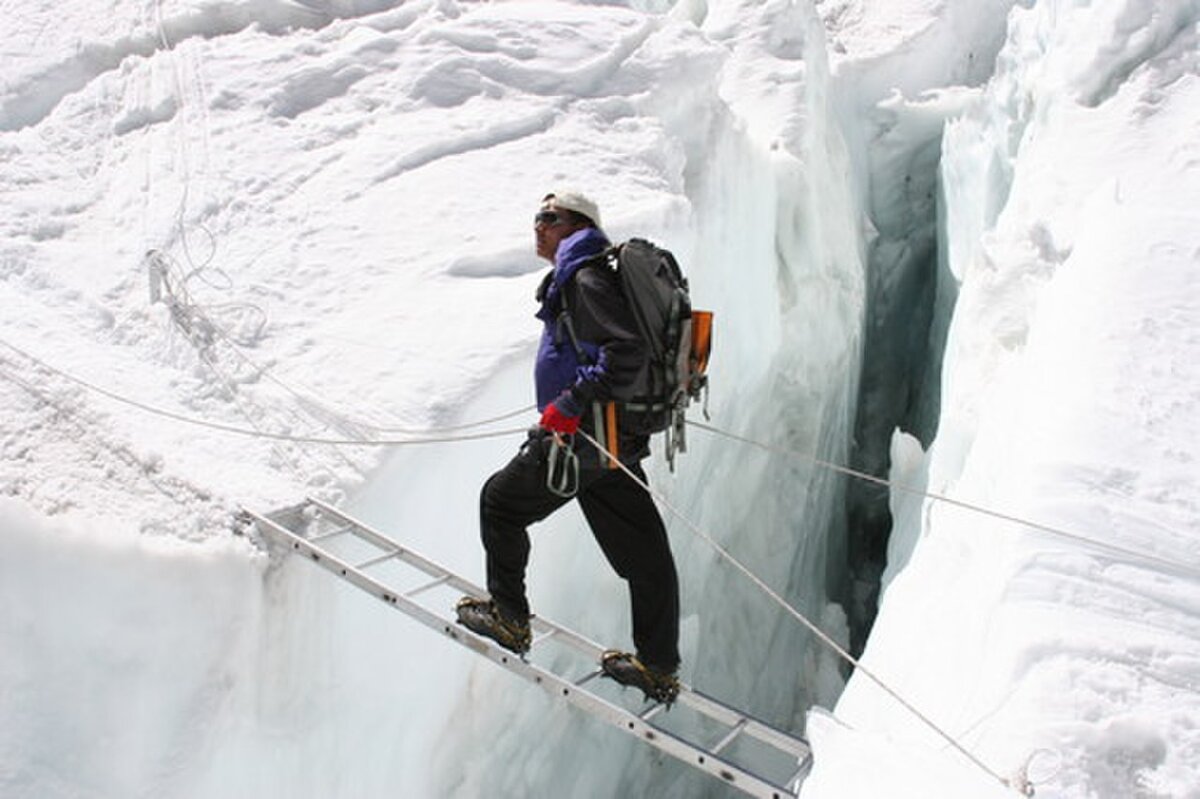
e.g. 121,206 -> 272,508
247,498 -> 812,798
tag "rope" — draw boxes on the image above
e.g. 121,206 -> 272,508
368,403 -> 538,435
687,420 -> 1200,579
578,430 -> 1032,796
0,358 -> 221,511
0,339 -> 527,448
196,339 -> 338,488
4,303 -> 1173,795
149,249 -> 369,483
206,318 -> 536,436
147,250 -> 534,437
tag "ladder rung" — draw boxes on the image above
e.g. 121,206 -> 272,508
574,669 -> 603,687
250,500 -> 813,798
530,628 -> 558,648
403,574 -> 451,599
354,550 -> 399,571
710,718 -> 748,755
787,752 -> 814,790
309,524 -> 354,543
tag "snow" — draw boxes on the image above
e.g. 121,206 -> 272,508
2,0 -> 1198,797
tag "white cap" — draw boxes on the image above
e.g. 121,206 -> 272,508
545,189 -> 601,228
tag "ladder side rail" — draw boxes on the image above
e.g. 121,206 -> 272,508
522,629 -> 808,764
306,498 -> 617,662
786,754 -> 814,794
264,501 -> 310,528
254,510 -> 798,799
680,688 -> 811,761
297,501 -> 811,764
527,616 -> 607,660
304,498 -> 486,597
252,510 -> 475,633
739,720 -> 810,761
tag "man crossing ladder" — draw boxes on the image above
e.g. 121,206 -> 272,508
456,190 -> 682,704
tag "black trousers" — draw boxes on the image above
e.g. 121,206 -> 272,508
480,434 -> 680,670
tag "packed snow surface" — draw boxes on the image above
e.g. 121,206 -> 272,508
2,0 -> 1198,797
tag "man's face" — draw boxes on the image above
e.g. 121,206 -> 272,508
535,202 -> 585,263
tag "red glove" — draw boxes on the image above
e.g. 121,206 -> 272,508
539,401 -> 581,434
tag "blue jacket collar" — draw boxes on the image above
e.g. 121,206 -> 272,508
536,227 -> 610,320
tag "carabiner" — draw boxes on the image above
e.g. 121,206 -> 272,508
546,433 -> 580,498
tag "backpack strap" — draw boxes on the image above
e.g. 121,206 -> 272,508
554,248 -> 614,365
556,300 -> 590,364
554,252 -> 621,468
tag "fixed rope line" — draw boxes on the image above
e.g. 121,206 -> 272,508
0,358 -> 220,511
0,339 -> 527,448
688,420 -> 1200,579
201,308 -> 536,436
149,249 -> 366,485
0,322 -> 1153,793
206,316 -> 535,435
148,249 -> 534,437
578,430 -> 1032,797
196,339 -> 338,488
368,403 -> 538,435
9,319 -> 1183,579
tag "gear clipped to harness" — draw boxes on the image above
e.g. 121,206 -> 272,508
601,238 -> 712,470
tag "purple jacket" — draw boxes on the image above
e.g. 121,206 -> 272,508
533,228 -> 646,420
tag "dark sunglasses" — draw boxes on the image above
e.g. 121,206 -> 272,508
534,210 -> 569,226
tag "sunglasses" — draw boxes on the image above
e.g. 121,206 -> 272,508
534,210 -> 570,227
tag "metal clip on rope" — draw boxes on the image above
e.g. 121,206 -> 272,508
546,433 -> 580,498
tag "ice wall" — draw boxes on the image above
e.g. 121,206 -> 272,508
805,1 -> 1200,796
0,499 -> 265,798
823,0 -> 1018,648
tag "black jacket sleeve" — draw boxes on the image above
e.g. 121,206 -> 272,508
564,265 -> 647,406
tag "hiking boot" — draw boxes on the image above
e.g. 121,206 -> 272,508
455,597 -> 531,655
600,650 -> 680,705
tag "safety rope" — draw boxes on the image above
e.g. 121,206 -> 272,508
0,358 -> 221,510
7,319 -> 1185,795
148,248 -> 364,485
578,430 -> 1033,797
687,420 -> 1200,579
0,339 -> 527,448
147,249 -> 535,437
11,319 -> 1190,581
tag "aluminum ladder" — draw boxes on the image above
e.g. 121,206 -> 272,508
246,497 -> 812,798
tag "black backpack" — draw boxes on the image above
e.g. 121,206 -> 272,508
568,238 -> 712,469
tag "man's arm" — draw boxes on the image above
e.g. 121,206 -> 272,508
564,266 -> 647,406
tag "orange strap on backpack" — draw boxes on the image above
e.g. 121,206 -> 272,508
691,310 -> 713,376
604,401 -> 620,469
